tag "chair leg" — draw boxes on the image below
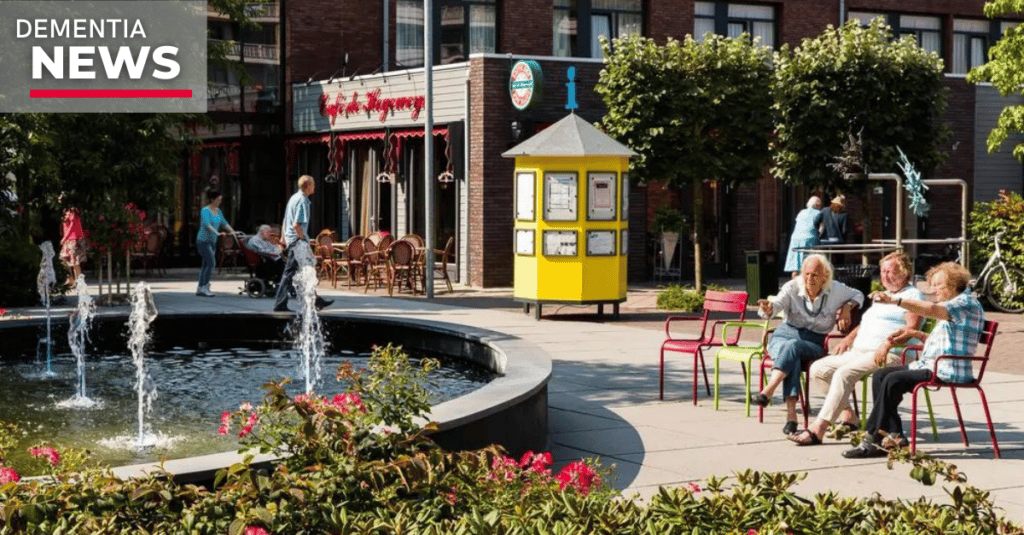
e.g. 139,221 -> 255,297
924,389 -> 938,441
950,387 -> 969,447
692,351 -> 699,405
757,364 -> 766,423
976,387 -> 1002,459
911,387 -> 920,455
700,350 -> 711,397
743,358 -> 754,417
801,373 -> 810,429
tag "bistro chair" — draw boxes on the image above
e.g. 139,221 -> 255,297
362,237 -> 389,292
338,236 -> 365,289
907,319 -> 1001,458
387,239 -> 418,296
658,290 -> 748,403
216,232 -> 244,273
431,236 -> 455,293
714,316 -> 773,417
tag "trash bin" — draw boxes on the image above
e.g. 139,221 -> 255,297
834,264 -> 877,312
746,251 -> 779,305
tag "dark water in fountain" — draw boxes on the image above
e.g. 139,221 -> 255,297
0,343 -> 493,473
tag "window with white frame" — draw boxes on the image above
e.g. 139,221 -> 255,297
694,2 -> 775,48
553,0 -> 642,58
849,12 -> 941,57
953,19 -> 991,75
397,0 -> 496,68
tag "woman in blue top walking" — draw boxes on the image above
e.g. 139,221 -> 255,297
196,187 -> 236,297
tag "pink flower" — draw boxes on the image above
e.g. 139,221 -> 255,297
238,402 -> 253,412
554,461 -> 601,495
687,482 -> 701,493
518,450 -> 553,475
244,527 -> 270,535
218,411 -> 231,435
0,308 -> 7,317
0,467 -> 20,484
330,393 -> 365,414
443,485 -> 457,505
239,412 -> 258,438
28,446 -> 60,466
747,530 -> 758,535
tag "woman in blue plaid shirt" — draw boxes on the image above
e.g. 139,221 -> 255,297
843,262 -> 985,458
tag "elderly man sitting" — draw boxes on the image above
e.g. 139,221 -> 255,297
788,252 -> 923,446
248,224 -> 282,260
842,262 -> 984,458
751,254 -> 864,436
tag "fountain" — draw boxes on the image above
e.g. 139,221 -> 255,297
127,283 -> 159,449
56,275 -> 99,409
293,263 -> 325,394
36,241 -> 57,377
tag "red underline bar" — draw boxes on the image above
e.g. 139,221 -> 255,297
30,89 -> 193,99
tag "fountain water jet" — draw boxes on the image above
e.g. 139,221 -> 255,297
57,275 -> 99,409
128,282 -> 159,448
36,241 -> 57,377
293,248 -> 325,394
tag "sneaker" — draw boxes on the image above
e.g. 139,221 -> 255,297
315,298 -> 334,310
842,439 -> 887,459
197,285 -> 215,297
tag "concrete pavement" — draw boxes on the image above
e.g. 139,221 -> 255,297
6,270 -> 1024,521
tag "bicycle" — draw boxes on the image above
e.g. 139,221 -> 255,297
973,230 -> 1024,313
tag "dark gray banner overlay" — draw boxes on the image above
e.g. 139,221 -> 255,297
0,1 -> 207,112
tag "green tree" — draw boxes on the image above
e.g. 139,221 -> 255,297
968,0 -> 1024,161
772,18 -> 950,192
597,33 -> 774,290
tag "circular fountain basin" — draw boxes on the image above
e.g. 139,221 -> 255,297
0,312 -> 550,484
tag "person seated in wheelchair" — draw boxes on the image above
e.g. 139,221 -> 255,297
247,224 -> 285,283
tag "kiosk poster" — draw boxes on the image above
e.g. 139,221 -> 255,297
544,172 -> 577,221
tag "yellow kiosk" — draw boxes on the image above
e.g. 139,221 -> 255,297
502,113 -> 635,320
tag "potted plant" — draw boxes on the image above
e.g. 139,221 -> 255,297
652,207 -> 688,272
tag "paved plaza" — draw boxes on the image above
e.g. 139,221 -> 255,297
7,270 -> 1024,522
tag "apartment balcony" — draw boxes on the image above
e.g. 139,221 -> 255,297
207,2 -> 279,22
207,84 -> 280,114
209,39 -> 280,64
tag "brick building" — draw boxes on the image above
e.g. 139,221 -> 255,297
186,0 -> 1024,286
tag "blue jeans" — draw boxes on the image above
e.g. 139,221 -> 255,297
766,322 -> 826,399
197,240 -> 216,288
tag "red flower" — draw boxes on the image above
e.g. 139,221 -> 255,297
239,411 -> 258,438
0,308 -> 7,317
244,527 -> 270,535
0,467 -> 19,484
554,461 -> 601,495
28,446 -> 60,466
687,482 -> 701,493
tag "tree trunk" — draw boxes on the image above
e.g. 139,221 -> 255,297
692,179 -> 704,293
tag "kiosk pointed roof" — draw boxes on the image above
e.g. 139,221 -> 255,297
501,113 -> 636,158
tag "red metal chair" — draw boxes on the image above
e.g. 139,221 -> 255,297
757,347 -> 819,428
909,319 -> 1001,458
659,290 -> 748,403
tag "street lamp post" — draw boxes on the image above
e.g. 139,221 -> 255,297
423,0 -> 435,298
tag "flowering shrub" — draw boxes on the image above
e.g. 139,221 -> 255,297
85,202 -> 147,257
0,345 -> 1021,534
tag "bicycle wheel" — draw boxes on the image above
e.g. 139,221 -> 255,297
985,267 -> 1024,313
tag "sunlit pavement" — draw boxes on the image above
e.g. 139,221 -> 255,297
8,268 -> 1024,522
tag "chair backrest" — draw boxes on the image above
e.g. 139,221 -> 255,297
346,236 -> 365,261
389,239 -> 415,266
363,237 -> 379,264
379,234 -> 393,252
441,236 -> 454,261
316,234 -> 333,250
978,320 -> 999,357
218,232 -> 238,252
400,234 -> 424,249
367,232 -> 383,246
703,290 -> 748,315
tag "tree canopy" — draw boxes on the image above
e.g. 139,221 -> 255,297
967,0 -> 1024,161
772,18 -> 950,191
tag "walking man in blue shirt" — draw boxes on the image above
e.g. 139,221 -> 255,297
273,175 -> 333,313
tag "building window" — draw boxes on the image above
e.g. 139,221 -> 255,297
397,0 -> 496,68
953,19 -> 991,75
553,0 -> 643,58
694,2 -> 775,49
849,12 -> 941,57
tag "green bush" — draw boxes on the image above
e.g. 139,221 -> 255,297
0,232 -> 43,307
969,190 -> 1024,275
656,283 -> 729,312
1,345 -> 1022,534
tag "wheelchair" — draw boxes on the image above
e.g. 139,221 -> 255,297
239,238 -> 285,298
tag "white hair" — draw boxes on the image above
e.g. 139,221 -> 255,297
258,224 -> 272,237
807,196 -> 822,209
802,253 -> 834,287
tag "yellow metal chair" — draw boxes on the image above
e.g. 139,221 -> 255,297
714,317 -> 773,417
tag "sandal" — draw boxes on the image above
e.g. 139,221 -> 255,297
788,429 -> 822,446
782,420 -> 799,436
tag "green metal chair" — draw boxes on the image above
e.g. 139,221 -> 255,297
714,317 -> 773,417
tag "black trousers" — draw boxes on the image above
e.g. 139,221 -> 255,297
864,365 -> 933,439
273,244 -> 302,309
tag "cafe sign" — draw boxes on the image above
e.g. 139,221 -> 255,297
509,60 -> 543,111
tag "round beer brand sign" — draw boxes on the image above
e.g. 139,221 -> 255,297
509,60 -> 543,111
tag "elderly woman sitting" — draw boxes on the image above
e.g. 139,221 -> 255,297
789,252 -> 923,446
842,262 -> 984,458
248,224 -> 283,260
751,254 -> 864,436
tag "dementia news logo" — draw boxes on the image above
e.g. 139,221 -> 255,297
0,1 -> 207,113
